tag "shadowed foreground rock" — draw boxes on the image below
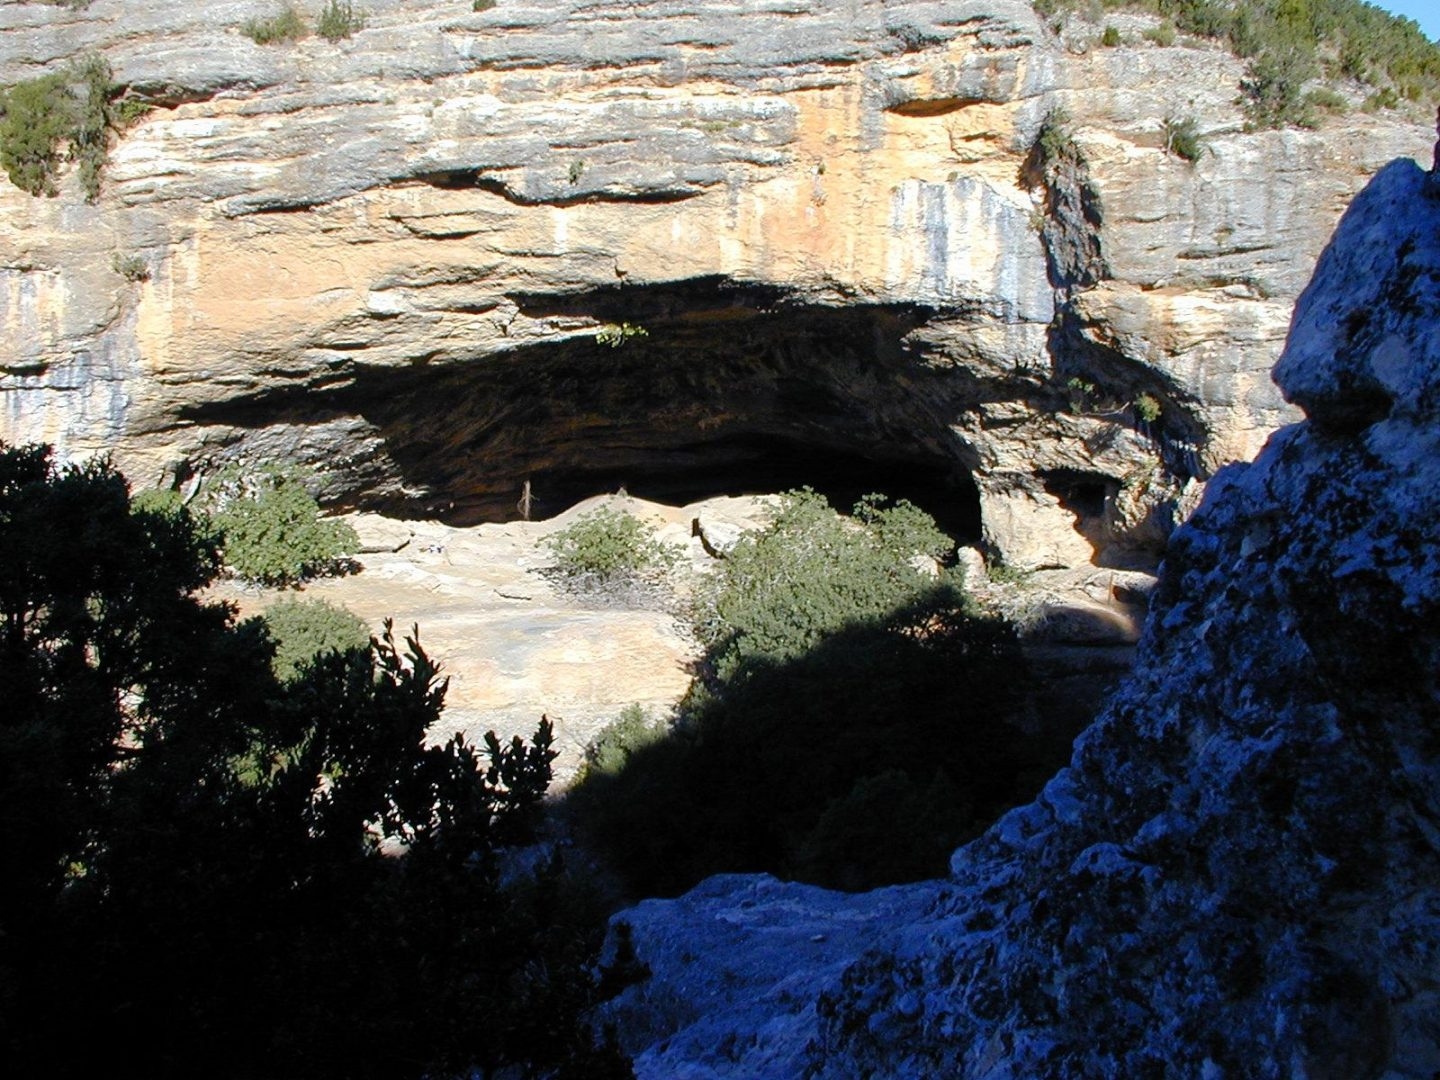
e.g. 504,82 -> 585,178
604,148 -> 1440,1078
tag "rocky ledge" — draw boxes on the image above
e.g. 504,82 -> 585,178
603,141 -> 1440,1077
2,1 -> 1433,568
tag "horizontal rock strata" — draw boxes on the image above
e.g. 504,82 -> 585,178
2,1 -> 1432,567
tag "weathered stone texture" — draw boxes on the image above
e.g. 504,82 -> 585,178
603,139 -> 1440,1080
0,1 -> 1433,567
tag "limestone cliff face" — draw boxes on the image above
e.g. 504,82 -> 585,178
0,0 -> 1432,566
602,145 -> 1440,1078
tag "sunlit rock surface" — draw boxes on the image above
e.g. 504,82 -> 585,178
1,1 -> 1432,567
605,150 -> 1440,1078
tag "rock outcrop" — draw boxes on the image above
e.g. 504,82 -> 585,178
603,145 -> 1440,1076
2,1 -> 1432,567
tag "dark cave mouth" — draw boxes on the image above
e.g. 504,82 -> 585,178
185,277 -> 990,545
509,432 -> 983,542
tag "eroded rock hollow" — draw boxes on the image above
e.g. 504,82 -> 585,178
3,0 -> 1433,567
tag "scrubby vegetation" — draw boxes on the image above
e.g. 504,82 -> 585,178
0,55 -> 115,199
1035,0 -> 1440,127
200,465 -> 359,587
568,490 -> 1063,897
0,442 -> 634,1078
316,0 -> 365,41
243,6 -> 308,45
111,251 -> 149,281
1162,115 -> 1205,161
260,596 -> 371,682
687,489 -> 958,680
539,504 -> 680,607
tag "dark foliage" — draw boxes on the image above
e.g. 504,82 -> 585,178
0,443 -> 633,1080
570,591 -> 1062,897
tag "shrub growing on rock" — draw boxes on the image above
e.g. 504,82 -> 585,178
202,465 -> 359,587
316,0 -> 364,41
569,490 -> 1058,898
0,55 -> 114,199
539,505 -> 680,607
261,596 -> 370,682
688,488 -> 957,680
243,6 -> 307,45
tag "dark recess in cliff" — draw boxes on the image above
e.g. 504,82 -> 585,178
180,279 -> 988,536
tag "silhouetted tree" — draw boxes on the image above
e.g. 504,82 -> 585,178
0,442 -> 632,1080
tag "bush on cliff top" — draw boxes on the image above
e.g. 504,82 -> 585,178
1035,0 -> 1440,126
0,55 -> 114,199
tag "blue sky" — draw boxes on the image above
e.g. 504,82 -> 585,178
1373,1 -> 1440,43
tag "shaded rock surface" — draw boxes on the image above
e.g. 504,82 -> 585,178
604,148 -> 1440,1077
2,1 -> 1433,568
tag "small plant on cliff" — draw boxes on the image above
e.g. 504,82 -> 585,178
0,54 -> 114,199
201,465 -> 359,587
242,6 -> 307,45
1066,376 -> 1098,412
1134,392 -> 1163,424
1143,19 -> 1177,47
473,0 -> 497,10
539,505 -> 681,606
1101,24 -> 1122,47
111,252 -> 149,282
1034,107 -> 1080,172
1162,115 -> 1205,162
595,321 -> 649,348
316,0 -> 364,41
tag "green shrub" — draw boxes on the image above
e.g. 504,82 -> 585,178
1101,24 -> 1122,46
202,465 -> 358,587
1065,376 -> 1097,411
1034,106 -> 1080,173
1241,44 -> 1318,129
594,321 -> 649,348
111,252 -> 149,282
129,486 -> 186,516
579,704 -> 667,781
688,488 -> 956,680
1162,115 -> 1205,161
1363,86 -> 1400,112
316,0 -> 364,41
0,73 -> 76,196
1305,86 -> 1348,114
473,0 -> 497,9
0,55 -> 113,200
1133,392 -> 1163,423
539,505 -> 680,606
243,6 -> 307,45
1144,19 -> 1176,46
260,596 -> 370,682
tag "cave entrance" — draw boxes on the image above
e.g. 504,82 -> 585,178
518,432 -> 981,540
186,278 -> 986,544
